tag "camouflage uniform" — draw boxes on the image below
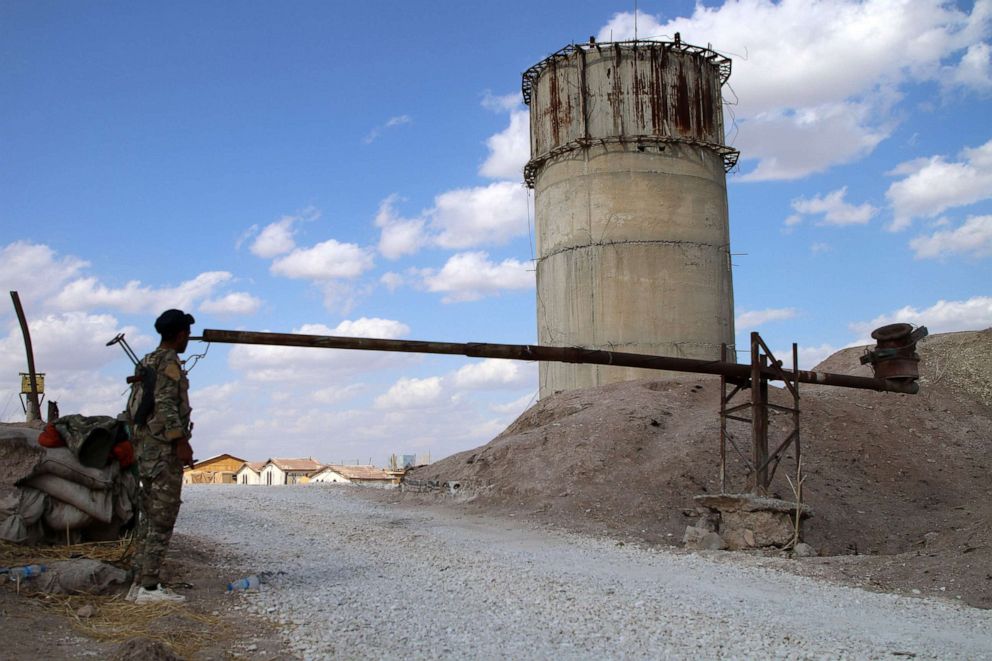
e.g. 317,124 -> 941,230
130,346 -> 192,588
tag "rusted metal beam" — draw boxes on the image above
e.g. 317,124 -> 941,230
198,329 -> 920,394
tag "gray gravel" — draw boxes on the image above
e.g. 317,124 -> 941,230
176,485 -> 992,660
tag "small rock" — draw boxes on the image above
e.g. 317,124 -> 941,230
246,644 -> 258,652
793,543 -> 816,558
683,526 -> 727,550
76,604 -> 95,618
743,529 -> 756,547
912,589 -> 922,595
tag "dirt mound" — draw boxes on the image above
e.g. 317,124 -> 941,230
409,330 -> 992,608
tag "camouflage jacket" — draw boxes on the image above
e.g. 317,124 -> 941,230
135,347 -> 192,442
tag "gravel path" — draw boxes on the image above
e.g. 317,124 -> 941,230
176,485 -> 992,660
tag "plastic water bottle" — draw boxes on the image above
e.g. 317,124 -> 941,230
226,575 -> 260,592
9,564 -> 46,581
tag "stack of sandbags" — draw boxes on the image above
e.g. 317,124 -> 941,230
0,424 -> 47,544
0,417 -> 137,545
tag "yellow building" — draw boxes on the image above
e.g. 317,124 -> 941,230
183,453 -> 246,484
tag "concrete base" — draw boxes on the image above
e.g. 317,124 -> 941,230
684,494 -> 812,551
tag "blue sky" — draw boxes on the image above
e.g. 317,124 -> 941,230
2,1 -> 990,465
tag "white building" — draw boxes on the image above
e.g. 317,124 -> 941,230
260,457 -> 322,485
310,464 -> 398,488
235,461 -> 265,485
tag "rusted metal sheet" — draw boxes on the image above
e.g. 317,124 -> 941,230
525,40 -> 730,157
522,39 -> 739,186
200,329 -> 920,394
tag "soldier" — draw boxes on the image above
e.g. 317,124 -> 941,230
127,309 -> 196,604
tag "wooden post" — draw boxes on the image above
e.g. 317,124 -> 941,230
10,291 -> 41,423
751,332 -> 769,494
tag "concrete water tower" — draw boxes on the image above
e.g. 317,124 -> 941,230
523,37 -> 739,398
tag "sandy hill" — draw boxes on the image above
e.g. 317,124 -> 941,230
408,329 -> 992,608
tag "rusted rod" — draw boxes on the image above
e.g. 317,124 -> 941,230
199,329 -> 920,394
9,291 -> 41,421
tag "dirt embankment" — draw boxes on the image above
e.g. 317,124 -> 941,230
407,329 -> 992,608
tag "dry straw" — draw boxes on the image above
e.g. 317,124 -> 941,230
0,536 -> 134,567
35,592 -> 225,658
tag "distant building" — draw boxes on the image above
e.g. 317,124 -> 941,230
260,457 -> 323,485
235,461 -> 265,485
310,464 -> 399,488
183,454 -> 246,484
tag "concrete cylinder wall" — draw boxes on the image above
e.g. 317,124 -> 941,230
524,41 -> 737,397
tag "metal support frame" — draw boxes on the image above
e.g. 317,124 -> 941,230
720,332 -> 801,495
198,327 -> 916,500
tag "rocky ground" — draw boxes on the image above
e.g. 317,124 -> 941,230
406,329 -> 992,609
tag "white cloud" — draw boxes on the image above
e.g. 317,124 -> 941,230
479,109 -> 529,181
373,181 -> 532,256
270,240 -> 374,280
0,312 -> 146,375
311,383 -> 366,405
795,344 -> 839,371
380,272 -> 404,291
886,138 -> 992,230
735,308 -> 798,329
736,103 -> 889,181
909,214 -> 992,258
200,292 -> 263,315
227,318 -> 413,383
431,181 -> 531,249
420,252 -> 534,303
246,207 -> 319,258
53,272 -> 232,314
364,115 -> 413,144
790,187 -> 878,226
452,359 -> 536,390
481,91 -> 521,113
251,218 -> 296,258
332,317 -> 411,338
374,376 -> 443,409
598,1 -> 990,179
810,242 -> 831,254
849,296 -> 992,341
948,41 -> 992,90
372,93 -> 532,256
0,242 -> 88,314
374,195 -> 426,259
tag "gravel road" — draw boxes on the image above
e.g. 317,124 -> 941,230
176,485 -> 992,660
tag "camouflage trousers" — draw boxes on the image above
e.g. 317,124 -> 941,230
131,433 -> 183,588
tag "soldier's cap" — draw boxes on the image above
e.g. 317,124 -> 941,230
154,309 -> 196,335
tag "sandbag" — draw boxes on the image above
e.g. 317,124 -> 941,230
45,500 -> 94,531
34,559 -> 129,595
22,474 -> 114,523
33,446 -> 119,490
0,487 -> 47,543
0,427 -> 46,488
0,513 -> 29,544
